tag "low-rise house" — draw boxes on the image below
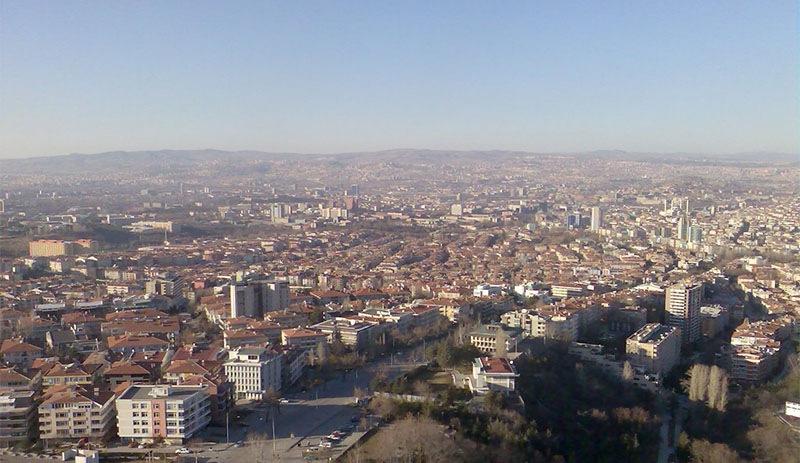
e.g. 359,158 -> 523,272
0,338 -> 43,368
41,362 -> 93,390
107,334 -> 170,355
470,357 -> 519,395
61,312 -> 103,338
163,360 -> 213,384
103,361 -> 155,387
223,330 -> 268,350
281,328 -> 327,352
310,290 -> 349,305
0,368 -> 37,391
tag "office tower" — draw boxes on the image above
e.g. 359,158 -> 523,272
271,204 -> 284,221
665,282 -> 703,345
346,184 -> 360,197
689,225 -> 703,243
230,275 -> 290,318
683,199 -> 691,212
451,204 -> 463,216
590,207 -> 602,232
0,199 -> 4,213
663,199 -> 669,213
677,217 -> 687,241
567,213 -> 581,230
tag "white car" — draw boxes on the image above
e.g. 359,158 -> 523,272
176,447 -> 191,454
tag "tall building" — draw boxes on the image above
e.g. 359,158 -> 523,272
625,323 -> 681,376
567,213 -> 581,230
116,385 -> 211,444
688,225 -> 703,243
677,217 -> 688,241
590,206 -> 603,232
665,283 -> 703,345
230,275 -> 290,319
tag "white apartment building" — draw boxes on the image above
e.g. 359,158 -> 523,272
625,323 -> 681,376
117,385 -> 211,444
223,346 -> 282,400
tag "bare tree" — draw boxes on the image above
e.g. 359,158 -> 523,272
622,361 -> 634,382
706,365 -> 728,412
687,364 -> 711,402
494,328 -> 507,358
370,415 -> 461,462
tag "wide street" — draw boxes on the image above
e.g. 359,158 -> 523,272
69,349 -> 427,463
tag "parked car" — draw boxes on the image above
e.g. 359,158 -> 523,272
176,448 -> 191,454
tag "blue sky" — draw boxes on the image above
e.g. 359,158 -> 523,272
1,1 -> 797,158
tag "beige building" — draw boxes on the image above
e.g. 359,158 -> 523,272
39,386 -> 115,441
625,323 -> 681,376
116,385 -> 210,444
38,385 -> 115,443
468,324 -> 522,355
29,239 -> 97,257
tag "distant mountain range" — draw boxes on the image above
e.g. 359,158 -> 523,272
0,148 -> 796,176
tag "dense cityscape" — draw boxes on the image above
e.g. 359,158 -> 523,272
0,149 -> 797,463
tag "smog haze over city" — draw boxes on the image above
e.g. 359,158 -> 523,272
0,2 -> 798,463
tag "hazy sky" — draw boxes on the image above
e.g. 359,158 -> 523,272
1,1 -> 798,159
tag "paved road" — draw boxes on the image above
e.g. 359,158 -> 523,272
90,352 -> 425,462
216,355 -> 420,462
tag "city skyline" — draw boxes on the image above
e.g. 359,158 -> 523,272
1,1 -> 798,159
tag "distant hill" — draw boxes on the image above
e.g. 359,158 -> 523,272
0,148 -> 795,176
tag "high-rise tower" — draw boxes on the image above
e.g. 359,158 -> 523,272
665,282 -> 703,345
590,207 -> 602,232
